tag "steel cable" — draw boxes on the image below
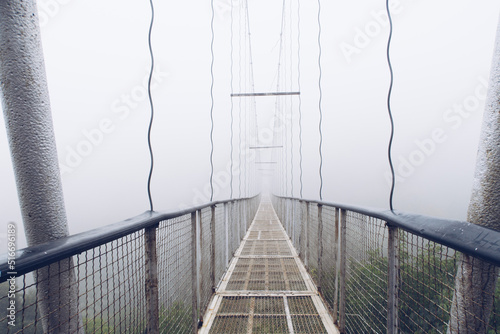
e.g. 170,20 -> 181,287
230,0 -> 234,199
146,0 -> 155,211
210,0 -> 215,201
386,0 -> 396,211
317,0 -> 323,201
298,0 -> 303,198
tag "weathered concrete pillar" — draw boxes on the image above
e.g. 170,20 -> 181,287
447,13 -> 500,334
0,1 -> 81,332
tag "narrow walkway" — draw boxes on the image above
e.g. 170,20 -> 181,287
200,197 -> 338,334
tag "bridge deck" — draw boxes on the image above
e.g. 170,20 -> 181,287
200,198 -> 338,334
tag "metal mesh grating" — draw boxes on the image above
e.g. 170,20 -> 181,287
291,315 -> 328,333
247,230 -> 289,240
209,296 -> 328,333
225,258 -> 308,292
240,240 -> 293,256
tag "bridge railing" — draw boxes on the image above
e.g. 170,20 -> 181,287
0,195 -> 260,334
272,195 -> 500,334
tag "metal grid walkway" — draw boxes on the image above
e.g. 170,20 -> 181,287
200,198 -> 338,334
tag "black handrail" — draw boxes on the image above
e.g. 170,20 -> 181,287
0,195 -> 259,283
274,195 -> 500,267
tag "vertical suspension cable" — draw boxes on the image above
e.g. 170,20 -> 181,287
244,5 -> 248,197
238,0 -> 242,198
146,0 -> 155,211
230,0 -> 234,199
244,0 -> 258,196
317,0 -> 323,201
275,0 -> 286,196
282,1 -> 288,197
289,0 -> 294,198
386,0 -> 396,211
209,0 -> 215,201
297,0 -> 303,198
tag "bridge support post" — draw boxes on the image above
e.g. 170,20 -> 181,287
387,225 -> 399,333
338,209 -> 347,333
144,225 -> 160,334
0,2 -> 82,332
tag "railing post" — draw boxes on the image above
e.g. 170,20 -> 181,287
317,204 -> 323,292
292,200 -> 295,246
243,200 -> 247,233
237,201 -> 241,241
211,205 -> 216,292
387,225 -> 399,334
191,211 -> 200,333
305,202 -> 310,268
333,208 -> 340,324
224,203 -> 229,266
145,225 -> 160,334
339,209 -> 347,334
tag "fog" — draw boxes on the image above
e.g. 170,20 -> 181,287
1,0 -> 499,248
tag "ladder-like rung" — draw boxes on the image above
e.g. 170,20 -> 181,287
231,91 -> 300,97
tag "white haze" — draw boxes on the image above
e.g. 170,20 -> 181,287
1,0 -> 499,248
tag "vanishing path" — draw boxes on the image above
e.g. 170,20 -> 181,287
200,197 -> 338,333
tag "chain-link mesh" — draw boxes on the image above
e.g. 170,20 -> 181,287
272,196 -> 500,334
157,214 -> 193,333
0,231 -> 147,333
398,230 -> 500,334
318,206 -> 338,316
200,207 -> 214,314
214,205 -> 227,286
0,196 -> 260,334
344,211 -> 388,333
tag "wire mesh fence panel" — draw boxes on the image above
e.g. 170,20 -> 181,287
229,203 -> 240,263
292,200 -> 301,253
307,203 -> 319,279
398,229 -> 500,334
297,201 -> 306,264
319,206 -> 338,315
214,205 -> 227,286
201,207 -> 214,314
80,232 -> 147,334
345,211 -> 388,334
0,231 -> 148,334
156,214 -> 193,334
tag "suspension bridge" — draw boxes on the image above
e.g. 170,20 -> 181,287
0,0 -> 500,333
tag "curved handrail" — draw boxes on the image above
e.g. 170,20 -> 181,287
273,195 -> 500,267
0,195 -> 259,282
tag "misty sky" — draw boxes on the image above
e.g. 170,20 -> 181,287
1,0 -> 499,248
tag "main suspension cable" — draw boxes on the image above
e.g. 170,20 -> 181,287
317,0 -> 323,201
146,0 -> 155,211
386,0 -> 396,212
